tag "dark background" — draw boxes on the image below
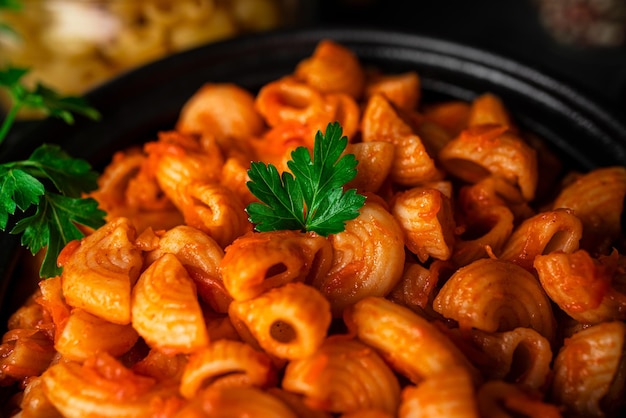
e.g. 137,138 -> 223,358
315,0 -> 626,114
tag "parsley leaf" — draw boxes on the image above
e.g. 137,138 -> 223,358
1,65 -> 106,278
22,144 -> 100,197
0,66 -> 101,142
1,145 -> 106,277
11,193 -> 105,277
0,167 -> 43,228
246,122 -> 366,236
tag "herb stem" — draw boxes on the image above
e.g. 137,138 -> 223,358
0,102 -> 20,146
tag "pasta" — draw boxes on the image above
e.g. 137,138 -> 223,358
433,258 -> 557,343
398,366 -> 479,418
0,0 -> 298,101
1,38 -> 625,418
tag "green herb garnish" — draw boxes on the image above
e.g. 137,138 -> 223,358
0,0 -> 22,39
0,0 -> 21,9
0,67 -> 101,140
246,122 -> 366,236
1,66 -> 105,278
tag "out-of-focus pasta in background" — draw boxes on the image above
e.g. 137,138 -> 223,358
0,0 -> 312,98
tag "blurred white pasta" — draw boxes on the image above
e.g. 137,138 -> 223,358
0,0 -> 299,102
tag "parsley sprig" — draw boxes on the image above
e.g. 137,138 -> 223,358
246,122 -> 366,236
0,66 -> 105,278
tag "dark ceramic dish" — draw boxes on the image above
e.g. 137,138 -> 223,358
1,27 -> 626,327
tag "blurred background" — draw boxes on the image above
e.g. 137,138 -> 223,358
319,0 -> 626,112
1,0 -> 625,113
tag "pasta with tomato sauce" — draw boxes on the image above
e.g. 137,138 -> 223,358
1,39 -> 625,418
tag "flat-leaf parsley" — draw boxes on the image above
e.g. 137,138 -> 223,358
0,66 -> 105,278
246,122 -> 366,236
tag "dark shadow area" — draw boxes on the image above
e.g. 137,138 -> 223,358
317,0 -> 626,115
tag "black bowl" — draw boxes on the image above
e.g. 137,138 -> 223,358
2,26 -> 626,328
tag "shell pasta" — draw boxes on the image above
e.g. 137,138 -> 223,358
2,39 -> 626,418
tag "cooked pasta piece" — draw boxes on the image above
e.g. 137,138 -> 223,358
180,339 -> 276,398
176,181 -> 252,248
464,327 -> 553,391
144,225 -> 230,313
466,93 -> 513,128
387,260 -> 457,322
175,385 -> 297,418
361,93 -> 442,186
0,329 -> 56,384
364,403 -> 398,418
220,153 -> 258,206
17,375 -> 62,418
131,348 -> 188,383
36,276 -> 70,340
324,92 -> 361,140
203,311 -> 241,342
499,208 -> 583,271
55,308 -> 138,362
550,321 -> 626,418
90,147 -> 175,218
310,200 -> 406,317
41,352 -> 183,418
345,296 -> 481,384
176,83 -> 266,150
282,336 -> 401,415
89,148 -> 143,210
5,290 -> 47,332
294,39 -> 365,99
398,367 -> 479,418
458,174 -> 534,224
453,206 -> 514,267
341,409 -> 396,418
361,92 -> 414,141
60,217 -> 143,325
551,166 -> 626,254
220,230 -> 332,302
412,117 -> 454,158
255,76 -> 337,134
433,258 -> 556,343
146,130 -> 224,204
131,253 -> 209,354
535,249 -> 626,323
392,133 -> 446,186
345,141 -> 395,194
451,177 -> 521,266
364,71 -> 421,112
422,100 -> 471,138
266,387 -> 334,418
228,282 -> 331,360
391,186 -> 456,263
438,125 -> 538,201
248,120 -> 317,172
477,381 -> 562,418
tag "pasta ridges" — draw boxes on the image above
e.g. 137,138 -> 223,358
346,296 -> 482,385
61,217 -> 142,325
433,258 -> 557,343
228,282 -> 331,360
221,230 -> 332,302
313,201 -> 406,317
131,253 -> 209,354
282,336 -> 401,415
